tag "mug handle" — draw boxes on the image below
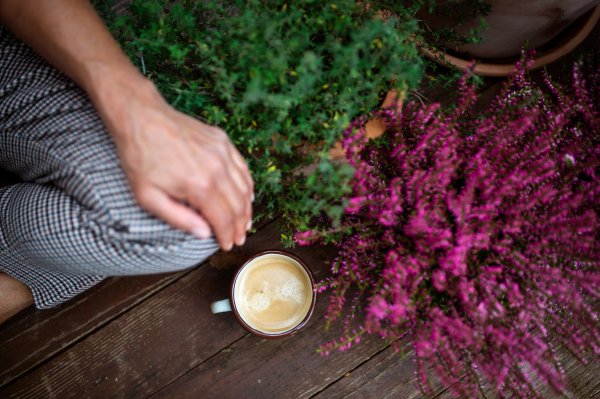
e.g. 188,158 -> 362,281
211,299 -> 232,314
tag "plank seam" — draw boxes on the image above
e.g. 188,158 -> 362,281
2,217 -> 277,392
0,267 -> 196,392
307,344 -> 392,399
145,332 -> 251,398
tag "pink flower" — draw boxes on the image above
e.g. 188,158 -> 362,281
315,53 -> 600,399
432,270 -> 447,291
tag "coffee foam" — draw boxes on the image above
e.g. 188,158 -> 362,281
235,254 -> 312,334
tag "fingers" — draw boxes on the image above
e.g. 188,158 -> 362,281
136,180 -> 246,253
230,145 -> 254,199
129,111 -> 254,252
185,158 -> 249,251
135,185 -> 213,239
227,147 -> 254,232
202,124 -> 255,199
190,122 -> 254,247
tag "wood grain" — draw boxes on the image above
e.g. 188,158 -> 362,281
0,195 -> 271,389
0,272 -> 187,390
314,304 -> 600,399
0,223 -> 344,399
149,283 -> 386,399
310,338 -> 452,399
1,12 -> 599,399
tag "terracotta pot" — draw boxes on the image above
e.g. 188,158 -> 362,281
420,0 -> 600,76
292,90 -> 403,176
325,89 -> 403,162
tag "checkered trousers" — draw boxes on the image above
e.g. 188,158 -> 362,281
0,25 -> 220,309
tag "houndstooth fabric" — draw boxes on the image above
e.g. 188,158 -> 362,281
0,25 -> 220,309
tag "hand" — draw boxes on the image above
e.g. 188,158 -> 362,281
93,73 -> 254,251
0,0 -> 253,250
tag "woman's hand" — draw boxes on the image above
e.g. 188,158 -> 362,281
95,73 -> 254,251
0,0 -> 253,250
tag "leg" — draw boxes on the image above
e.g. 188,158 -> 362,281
0,25 -> 219,309
0,272 -> 33,324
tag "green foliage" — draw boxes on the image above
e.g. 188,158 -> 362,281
105,0 -> 423,241
96,0 -> 490,243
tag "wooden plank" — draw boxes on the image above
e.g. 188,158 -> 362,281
0,273 -> 186,389
0,222 -> 350,399
310,338 -> 450,399
315,306 -> 600,399
149,289 -> 389,399
525,303 -> 600,399
310,340 -> 417,399
536,351 -> 600,399
314,331 -> 600,399
0,202 -> 272,390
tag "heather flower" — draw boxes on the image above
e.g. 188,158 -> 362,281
304,54 -> 600,398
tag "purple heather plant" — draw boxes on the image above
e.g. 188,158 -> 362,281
296,54 -> 600,398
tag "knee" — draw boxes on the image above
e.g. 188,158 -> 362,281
99,226 -> 220,276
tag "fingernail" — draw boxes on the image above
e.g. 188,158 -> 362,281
246,220 -> 252,231
191,227 -> 211,239
224,241 -> 234,251
237,235 -> 246,246
251,193 -> 255,201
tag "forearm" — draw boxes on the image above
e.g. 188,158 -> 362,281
0,0 -> 148,120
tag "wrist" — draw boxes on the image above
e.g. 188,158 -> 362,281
85,60 -> 149,105
85,63 -> 162,141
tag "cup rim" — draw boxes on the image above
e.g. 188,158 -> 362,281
229,249 -> 317,339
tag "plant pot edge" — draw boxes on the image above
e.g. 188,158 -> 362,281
421,4 -> 600,77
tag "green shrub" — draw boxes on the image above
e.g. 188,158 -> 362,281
96,0 -> 489,243
103,0 -> 422,243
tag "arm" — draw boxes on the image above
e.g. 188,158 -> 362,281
0,0 -> 254,251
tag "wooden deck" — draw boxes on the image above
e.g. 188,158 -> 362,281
1,15 -> 600,399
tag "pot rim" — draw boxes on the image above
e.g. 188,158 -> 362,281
421,4 -> 600,77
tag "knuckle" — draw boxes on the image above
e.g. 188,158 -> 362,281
211,126 -> 228,138
189,176 -> 212,192
234,200 -> 246,217
221,213 -> 236,230
205,152 -> 226,170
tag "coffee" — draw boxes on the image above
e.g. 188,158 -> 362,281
234,254 -> 313,334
